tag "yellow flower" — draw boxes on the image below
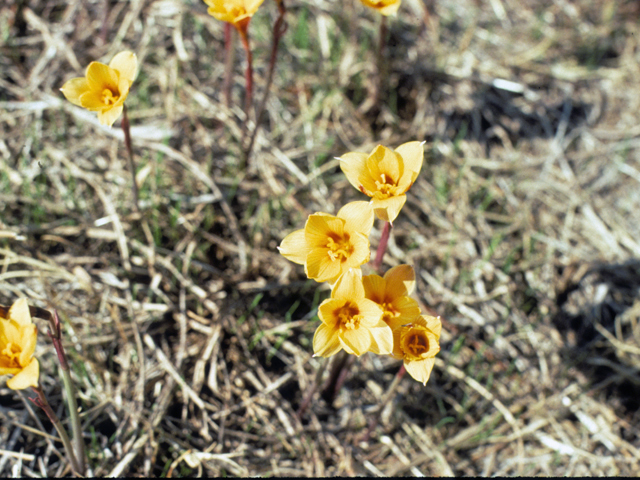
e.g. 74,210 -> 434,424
359,0 -> 401,16
203,0 -> 265,32
392,315 -> 441,385
314,269 -> 393,357
60,51 -> 137,127
339,141 -> 424,223
363,264 -> 421,328
278,201 -> 374,284
0,299 -> 39,390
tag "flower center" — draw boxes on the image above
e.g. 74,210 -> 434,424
380,301 -> 399,323
374,173 -> 398,198
326,234 -> 353,262
1,342 -> 22,368
337,303 -> 362,330
102,88 -> 119,106
402,328 -> 430,360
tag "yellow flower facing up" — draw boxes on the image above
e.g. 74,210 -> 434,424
359,0 -> 401,16
0,299 -> 39,390
278,201 -> 374,284
393,315 -> 441,385
314,269 -> 393,357
340,141 -> 424,223
61,51 -> 137,127
203,0 -> 265,32
363,264 -> 421,329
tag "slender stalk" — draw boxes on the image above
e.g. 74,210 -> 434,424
121,105 -> 140,212
375,15 -> 388,108
373,221 -> 391,272
48,309 -> 86,475
237,28 -> 253,118
320,350 -> 355,404
360,363 -> 405,442
243,0 -> 287,165
223,23 -> 236,108
31,385 -> 81,476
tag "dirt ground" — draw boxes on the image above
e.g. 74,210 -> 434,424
1,0 -> 640,476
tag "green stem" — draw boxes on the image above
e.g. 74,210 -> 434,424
48,309 -> 86,475
32,385 -> 81,476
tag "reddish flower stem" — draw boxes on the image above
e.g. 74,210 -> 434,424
121,105 -> 139,212
237,27 -> 253,118
223,23 -> 236,108
243,0 -> 287,166
31,385 -> 82,476
373,221 -> 391,273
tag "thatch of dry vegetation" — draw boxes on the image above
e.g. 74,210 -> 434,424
2,0 -> 640,476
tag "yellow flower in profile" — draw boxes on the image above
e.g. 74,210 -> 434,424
203,0 -> 265,32
278,201 -> 374,284
314,269 -> 393,357
339,141 -> 424,223
60,51 -> 137,127
363,264 -> 421,328
359,0 -> 401,16
0,299 -> 39,390
393,315 -> 441,385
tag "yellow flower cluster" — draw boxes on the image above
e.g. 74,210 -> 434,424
0,299 -> 39,390
279,142 -> 441,385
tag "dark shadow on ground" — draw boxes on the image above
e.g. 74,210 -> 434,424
553,260 -> 640,419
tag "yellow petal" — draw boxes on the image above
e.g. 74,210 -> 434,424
278,229 -> 308,265
384,264 -> 415,297
19,324 -> 37,367
8,298 -> 32,327
6,357 -> 39,390
331,269 -> 364,300
305,247 -> 341,283
60,77 -> 90,107
386,297 -> 421,330
372,194 -> 406,223
338,201 -> 373,236
313,323 -> 342,357
317,298 -> 342,327
245,0 -> 265,15
423,315 -> 442,339
109,51 -> 138,84
366,145 -> 401,185
395,141 -> 423,177
339,152 -> 370,193
305,214 -> 343,247
355,298 -> 384,326
343,232 -> 371,269
340,328 -> 372,356
404,357 -> 435,385
86,62 -> 119,92
368,322 -> 394,355
98,105 -> 124,127
363,273 -> 385,303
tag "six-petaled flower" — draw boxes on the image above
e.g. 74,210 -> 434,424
314,269 -> 393,357
340,141 -> 424,223
61,51 -> 137,127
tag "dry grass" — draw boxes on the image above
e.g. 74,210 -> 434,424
1,0 -> 640,476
